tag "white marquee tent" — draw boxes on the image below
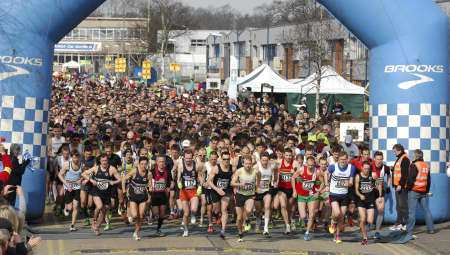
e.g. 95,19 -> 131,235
62,61 -> 81,71
292,66 -> 366,95
238,64 -> 301,93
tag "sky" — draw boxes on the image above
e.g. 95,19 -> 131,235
185,0 -> 273,13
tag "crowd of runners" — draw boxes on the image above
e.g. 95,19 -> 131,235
47,75 -> 432,245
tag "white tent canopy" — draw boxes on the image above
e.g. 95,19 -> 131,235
238,64 -> 301,93
293,66 -> 366,95
62,61 -> 81,70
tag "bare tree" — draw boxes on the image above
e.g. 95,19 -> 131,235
281,0 -> 335,118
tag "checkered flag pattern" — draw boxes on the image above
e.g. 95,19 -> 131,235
0,95 -> 49,169
370,103 -> 450,173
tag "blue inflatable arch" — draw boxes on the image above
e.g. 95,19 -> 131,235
0,0 -> 105,219
319,0 -> 449,221
0,0 -> 448,221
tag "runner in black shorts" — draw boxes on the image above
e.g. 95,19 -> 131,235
58,150 -> 83,232
275,149 -> 297,235
254,152 -> 276,236
207,151 -> 234,239
82,153 -> 121,236
231,156 -> 259,242
149,155 -> 173,236
80,145 -> 96,226
202,152 -> 220,233
372,151 -> 391,239
355,161 -> 380,245
326,151 -> 356,244
122,156 -> 151,241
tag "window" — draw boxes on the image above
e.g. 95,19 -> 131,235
120,29 -> 127,40
263,44 -> 277,62
191,39 -> 206,47
100,29 -> 107,40
72,29 -> 79,39
234,42 -> 245,57
214,44 -> 220,58
106,29 -> 113,40
93,29 -> 100,40
79,28 -> 87,39
209,82 -> 218,89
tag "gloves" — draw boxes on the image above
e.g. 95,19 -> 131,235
196,186 -> 202,196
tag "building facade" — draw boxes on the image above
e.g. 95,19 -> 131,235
54,17 -> 148,74
157,30 -> 228,82
206,20 -> 369,86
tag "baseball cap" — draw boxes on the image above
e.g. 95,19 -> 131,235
182,140 -> 191,148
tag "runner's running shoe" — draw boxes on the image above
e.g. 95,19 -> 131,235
304,232 -> 311,241
329,223 -> 336,234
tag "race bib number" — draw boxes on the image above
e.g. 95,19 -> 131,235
242,183 -> 255,192
133,184 -> 147,194
184,179 -> 197,189
360,182 -> 373,193
154,181 -> 166,191
303,181 -> 314,191
67,181 -> 80,190
336,179 -> 348,188
97,180 -> 109,191
280,173 -> 292,182
260,180 -> 270,190
217,179 -> 229,189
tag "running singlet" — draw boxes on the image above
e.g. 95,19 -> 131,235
294,166 -> 319,196
152,166 -> 170,193
358,173 -> 375,197
236,167 -> 257,196
51,137 -> 65,156
372,163 -> 389,187
120,161 -> 134,176
64,162 -> 82,190
257,162 -> 273,194
329,163 -> 353,195
58,156 -> 70,171
278,159 -> 293,189
93,166 -> 112,194
129,170 -> 149,196
213,164 -> 233,192
181,161 -> 197,190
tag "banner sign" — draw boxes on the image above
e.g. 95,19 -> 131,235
55,42 -> 102,52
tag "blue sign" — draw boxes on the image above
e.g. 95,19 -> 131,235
55,42 -> 101,52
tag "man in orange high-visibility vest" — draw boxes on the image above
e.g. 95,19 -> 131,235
390,144 -> 410,231
393,149 -> 434,244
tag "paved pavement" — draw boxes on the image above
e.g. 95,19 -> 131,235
405,221 -> 450,255
29,207 -> 449,255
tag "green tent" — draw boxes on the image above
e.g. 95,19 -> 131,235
286,66 -> 366,118
287,93 -> 365,117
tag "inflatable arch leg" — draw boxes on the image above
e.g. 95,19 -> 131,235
0,0 -> 105,220
318,0 -> 449,222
